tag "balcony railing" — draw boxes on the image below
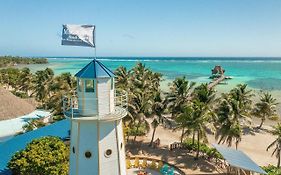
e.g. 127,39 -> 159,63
62,90 -> 128,121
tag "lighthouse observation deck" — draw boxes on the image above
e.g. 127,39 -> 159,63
62,90 -> 128,121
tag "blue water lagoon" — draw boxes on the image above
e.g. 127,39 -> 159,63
17,57 -> 281,111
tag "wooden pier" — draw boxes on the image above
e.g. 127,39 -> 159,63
207,75 -> 226,90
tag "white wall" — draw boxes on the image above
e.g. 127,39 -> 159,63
97,78 -> 110,117
116,119 -> 126,175
99,121 -> 120,175
77,121 -> 99,175
69,121 -> 78,175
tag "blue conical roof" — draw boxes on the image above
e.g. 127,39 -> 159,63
75,59 -> 115,78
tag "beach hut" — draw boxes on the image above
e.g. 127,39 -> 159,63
212,65 -> 225,75
0,87 -> 35,121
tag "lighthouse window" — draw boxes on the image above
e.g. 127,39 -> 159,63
85,80 -> 94,92
85,151 -> 92,158
105,149 -> 112,157
72,147 -> 75,153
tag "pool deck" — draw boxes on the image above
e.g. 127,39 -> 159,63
0,110 -> 51,143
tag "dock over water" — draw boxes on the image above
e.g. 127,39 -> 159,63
207,75 -> 226,90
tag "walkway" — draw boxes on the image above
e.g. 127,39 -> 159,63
207,75 -> 226,90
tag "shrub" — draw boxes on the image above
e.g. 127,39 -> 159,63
262,165 -> 281,175
8,136 -> 69,175
182,138 -> 223,159
127,124 -> 147,136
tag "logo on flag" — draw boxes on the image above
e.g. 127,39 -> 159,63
62,24 -> 95,48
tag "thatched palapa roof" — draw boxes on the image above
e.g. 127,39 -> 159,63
0,87 -> 36,121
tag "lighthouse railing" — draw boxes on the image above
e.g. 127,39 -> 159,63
62,90 -> 128,119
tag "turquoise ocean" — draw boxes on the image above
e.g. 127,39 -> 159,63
17,57 -> 281,113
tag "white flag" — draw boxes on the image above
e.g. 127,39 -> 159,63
62,24 -> 95,48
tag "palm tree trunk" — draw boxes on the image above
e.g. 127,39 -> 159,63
133,124 -> 140,143
195,131 -> 200,160
218,137 -> 223,144
180,127 -> 185,143
259,118 -> 265,128
277,153 -> 280,168
192,132 -> 195,145
149,127 -> 157,146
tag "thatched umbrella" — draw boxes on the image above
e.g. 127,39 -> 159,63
0,87 -> 36,121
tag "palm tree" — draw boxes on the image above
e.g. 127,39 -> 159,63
253,92 -> 279,128
149,92 -> 169,146
215,100 -> 242,149
47,73 -> 76,114
267,123 -> 281,167
32,68 -> 54,109
193,83 -> 216,105
215,92 -> 249,149
189,100 -> 214,159
18,68 -> 33,96
124,63 -> 162,142
115,66 -> 131,90
175,105 -> 194,143
229,84 -> 254,112
167,76 -> 195,118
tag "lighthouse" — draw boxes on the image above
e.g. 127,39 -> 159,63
63,59 -> 127,175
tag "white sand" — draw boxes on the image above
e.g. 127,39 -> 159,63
127,118 -> 278,174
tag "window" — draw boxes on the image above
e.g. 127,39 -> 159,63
85,80 -> 94,92
85,151 -> 92,158
105,149 -> 112,157
111,78 -> 114,90
78,79 -> 83,92
72,147 -> 75,153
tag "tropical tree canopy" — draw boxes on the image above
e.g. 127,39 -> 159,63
267,123 -> 281,168
8,136 -> 69,175
253,92 -> 279,128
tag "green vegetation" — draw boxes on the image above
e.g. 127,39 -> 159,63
0,56 -> 47,68
0,67 -> 76,115
253,92 -> 279,128
267,123 -> 281,167
8,137 -> 69,175
114,62 -> 280,163
263,165 -> 281,175
2,61 -> 280,169
182,139 -> 223,159
115,63 -> 164,143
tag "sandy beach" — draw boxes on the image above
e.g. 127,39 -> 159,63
127,117 -> 277,174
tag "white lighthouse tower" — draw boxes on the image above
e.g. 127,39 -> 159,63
63,59 -> 127,175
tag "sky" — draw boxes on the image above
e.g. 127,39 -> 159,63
0,0 -> 281,57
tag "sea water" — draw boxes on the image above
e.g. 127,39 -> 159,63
19,57 -> 281,89
16,57 -> 281,112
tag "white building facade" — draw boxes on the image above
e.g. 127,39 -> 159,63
64,60 -> 127,175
